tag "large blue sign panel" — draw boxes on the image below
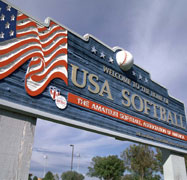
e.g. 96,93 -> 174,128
0,0 -> 186,153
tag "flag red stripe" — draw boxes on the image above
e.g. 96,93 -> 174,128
39,26 -> 66,40
42,39 -> 67,56
49,21 -> 56,26
28,48 -> 67,68
0,45 -> 43,67
45,48 -> 67,67
17,30 -> 67,49
26,60 -> 45,79
31,60 -> 67,82
49,21 -> 66,31
29,58 -> 42,67
16,21 -> 37,30
0,38 -> 41,55
0,52 -> 44,79
25,72 -> 68,96
17,14 -> 28,21
38,27 -> 48,32
40,33 -> 67,48
17,31 -> 67,47
17,31 -> 39,38
0,37 -> 67,59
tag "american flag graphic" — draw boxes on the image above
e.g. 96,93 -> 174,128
0,1 -> 68,96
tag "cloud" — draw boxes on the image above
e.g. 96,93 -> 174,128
30,119 -> 130,177
126,0 -> 187,113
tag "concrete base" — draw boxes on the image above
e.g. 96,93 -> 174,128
0,108 -> 36,180
162,149 -> 187,180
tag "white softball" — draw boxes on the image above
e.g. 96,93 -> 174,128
116,50 -> 134,71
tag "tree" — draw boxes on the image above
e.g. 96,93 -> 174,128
43,171 -> 55,180
61,171 -> 84,180
121,174 -> 138,180
28,174 -> 32,180
87,155 -> 125,180
33,176 -> 38,180
155,148 -> 163,174
54,173 -> 60,180
120,144 -> 161,180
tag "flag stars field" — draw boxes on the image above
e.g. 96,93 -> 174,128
0,14 -> 5,21
5,22 -> 10,29
0,32 -> 4,38
11,14 -> 15,21
9,30 -> 14,36
6,5 -> 11,11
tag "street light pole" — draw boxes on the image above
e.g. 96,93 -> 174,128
70,144 -> 74,171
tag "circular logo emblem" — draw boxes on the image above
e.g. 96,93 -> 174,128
55,95 -> 67,109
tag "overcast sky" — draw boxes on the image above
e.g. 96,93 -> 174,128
6,0 -> 187,178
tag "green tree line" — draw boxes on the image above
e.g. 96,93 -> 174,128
88,144 -> 163,180
29,144 -> 187,180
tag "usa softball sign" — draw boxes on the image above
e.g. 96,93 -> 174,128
0,0 -> 186,153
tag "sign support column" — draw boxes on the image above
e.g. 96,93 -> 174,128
162,149 -> 187,180
0,108 -> 37,180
